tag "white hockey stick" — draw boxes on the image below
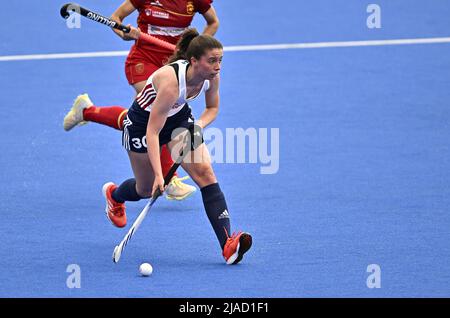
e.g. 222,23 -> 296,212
112,127 -> 196,263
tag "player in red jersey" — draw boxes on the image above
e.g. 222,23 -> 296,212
63,0 -> 219,201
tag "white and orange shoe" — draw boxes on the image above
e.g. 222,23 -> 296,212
222,230 -> 252,265
102,182 -> 127,228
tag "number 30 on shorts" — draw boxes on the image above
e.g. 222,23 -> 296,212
131,136 -> 147,149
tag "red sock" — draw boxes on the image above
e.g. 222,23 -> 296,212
83,106 -> 128,131
160,144 -> 177,178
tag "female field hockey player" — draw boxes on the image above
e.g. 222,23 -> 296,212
63,0 -> 219,201
102,29 -> 252,264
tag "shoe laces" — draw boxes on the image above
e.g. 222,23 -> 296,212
224,228 -> 242,241
170,176 -> 191,188
110,203 -> 124,217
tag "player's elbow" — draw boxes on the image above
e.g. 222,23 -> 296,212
207,105 -> 219,117
211,18 -> 219,29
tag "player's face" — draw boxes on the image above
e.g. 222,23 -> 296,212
196,48 -> 223,79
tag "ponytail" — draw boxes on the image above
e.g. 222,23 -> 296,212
167,28 -> 223,64
167,28 -> 200,63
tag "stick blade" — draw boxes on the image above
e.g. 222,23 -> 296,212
60,3 -> 81,19
60,3 -> 72,18
112,245 -> 121,263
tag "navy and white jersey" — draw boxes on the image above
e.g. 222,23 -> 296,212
132,59 -> 210,119
123,60 -> 209,152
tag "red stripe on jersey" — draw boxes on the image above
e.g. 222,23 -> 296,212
140,94 -> 157,109
141,95 -> 157,110
137,91 -> 157,108
138,89 -> 157,106
137,88 -> 155,104
137,83 -> 154,102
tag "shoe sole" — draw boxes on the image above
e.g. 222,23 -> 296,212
165,189 -> 196,201
227,233 -> 252,265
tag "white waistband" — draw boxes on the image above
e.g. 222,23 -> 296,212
147,25 -> 187,37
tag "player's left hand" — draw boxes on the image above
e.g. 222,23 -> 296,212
152,175 -> 165,197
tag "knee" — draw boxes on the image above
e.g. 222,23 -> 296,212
195,165 -> 216,185
135,184 -> 152,198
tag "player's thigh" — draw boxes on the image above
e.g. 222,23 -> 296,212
126,150 -> 155,198
167,141 -> 217,188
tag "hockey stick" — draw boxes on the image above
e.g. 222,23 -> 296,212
112,127 -> 197,263
60,3 -> 176,51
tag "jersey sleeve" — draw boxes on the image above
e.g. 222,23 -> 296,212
194,0 -> 213,14
129,0 -> 145,10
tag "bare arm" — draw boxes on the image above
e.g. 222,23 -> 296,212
111,0 -> 141,41
196,76 -> 220,129
201,6 -> 219,36
146,69 -> 179,193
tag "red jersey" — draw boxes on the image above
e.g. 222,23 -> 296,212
130,0 -> 212,53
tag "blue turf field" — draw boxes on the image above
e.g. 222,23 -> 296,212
1,0 -> 450,297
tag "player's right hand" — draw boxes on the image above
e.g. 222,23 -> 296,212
122,25 -> 140,41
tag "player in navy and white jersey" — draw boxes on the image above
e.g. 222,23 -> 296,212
122,58 -> 210,152
103,29 -> 252,265
63,0 -> 219,201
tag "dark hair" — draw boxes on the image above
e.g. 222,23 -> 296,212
167,28 -> 223,63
